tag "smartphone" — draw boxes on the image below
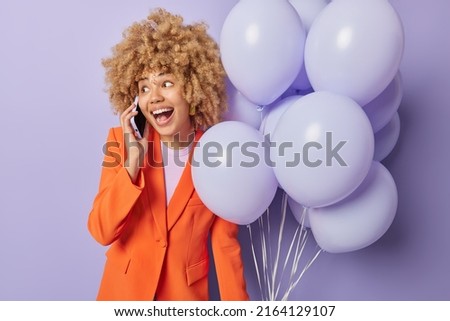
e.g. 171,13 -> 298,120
130,96 -> 146,139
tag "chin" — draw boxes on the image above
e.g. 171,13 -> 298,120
153,126 -> 177,139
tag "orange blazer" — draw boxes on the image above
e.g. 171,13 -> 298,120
88,127 -> 249,301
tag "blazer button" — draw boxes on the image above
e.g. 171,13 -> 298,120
156,239 -> 167,248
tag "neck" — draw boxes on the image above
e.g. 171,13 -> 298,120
161,130 -> 195,150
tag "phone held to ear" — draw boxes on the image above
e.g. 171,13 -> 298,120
130,96 -> 146,139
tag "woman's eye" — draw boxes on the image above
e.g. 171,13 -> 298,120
141,87 -> 150,93
162,81 -> 174,88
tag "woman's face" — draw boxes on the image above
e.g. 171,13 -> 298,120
138,71 -> 193,145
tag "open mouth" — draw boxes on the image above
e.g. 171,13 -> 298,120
152,107 -> 174,125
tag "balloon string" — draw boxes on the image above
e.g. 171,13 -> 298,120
266,203 -> 274,300
249,196 -> 322,301
247,223 -> 263,300
292,208 -> 309,277
294,211 -> 310,272
283,207 -> 310,300
258,210 -> 270,300
282,246 -> 323,300
275,217 -> 301,299
281,208 -> 319,300
271,190 -> 287,300
288,208 -> 306,278
286,223 -> 306,293
301,206 -> 307,228
257,215 -> 266,300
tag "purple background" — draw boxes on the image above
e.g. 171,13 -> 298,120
0,0 -> 449,300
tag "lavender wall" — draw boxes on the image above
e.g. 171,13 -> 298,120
0,0 -> 448,300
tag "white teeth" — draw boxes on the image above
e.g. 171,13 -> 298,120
152,108 -> 173,115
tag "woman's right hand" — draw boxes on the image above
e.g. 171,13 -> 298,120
120,102 -> 150,183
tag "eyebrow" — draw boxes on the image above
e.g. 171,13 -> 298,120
138,72 -> 168,82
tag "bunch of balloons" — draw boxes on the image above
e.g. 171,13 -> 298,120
192,0 -> 404,254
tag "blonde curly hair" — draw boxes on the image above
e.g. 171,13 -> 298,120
102,8 -> 227,129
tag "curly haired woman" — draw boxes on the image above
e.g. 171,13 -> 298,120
88,8 -> 249,301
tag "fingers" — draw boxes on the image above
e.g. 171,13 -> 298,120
120,103 -> 138,137
120,103 -> 149,170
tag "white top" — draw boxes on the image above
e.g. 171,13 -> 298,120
161,142 -> 191,205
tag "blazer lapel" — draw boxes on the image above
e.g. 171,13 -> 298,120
144,129 -> 168,241
166,130 -> 203,231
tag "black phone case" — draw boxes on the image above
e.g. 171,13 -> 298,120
133,104 -> 146,137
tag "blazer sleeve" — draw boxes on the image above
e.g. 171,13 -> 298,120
87,127 -> 145,246
210,216 -> 250,300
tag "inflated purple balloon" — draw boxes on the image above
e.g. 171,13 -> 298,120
220,0 -> 306,106
305,0 -> 404,106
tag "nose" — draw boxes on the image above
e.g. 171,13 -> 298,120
149,87 -> 163,104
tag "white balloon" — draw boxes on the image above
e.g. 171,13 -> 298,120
363,72 -> 403,133
289,0 -> 330,90
374,112 -> 401,162
220,0 -> 306,105
287,196 -> 311,228
289,0 -> 331,32
260,95 -> 301,138
192,121 -> 278,224
305,0 -> 404,105
223,79 -> 263,130
309,161 -> 398,253
271,91 -> 374,208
